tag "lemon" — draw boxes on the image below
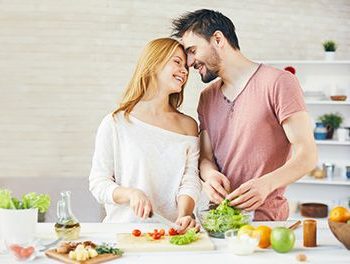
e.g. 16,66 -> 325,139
238,224 -> 255,236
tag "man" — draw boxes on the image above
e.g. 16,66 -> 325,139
171,9 -> 317,220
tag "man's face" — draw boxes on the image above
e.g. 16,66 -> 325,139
182,31 -> 221,83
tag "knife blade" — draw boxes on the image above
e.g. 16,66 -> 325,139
151,212 -> 181,230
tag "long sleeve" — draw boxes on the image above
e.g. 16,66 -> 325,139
89,114 -> 119,205
177,139 -> 202,203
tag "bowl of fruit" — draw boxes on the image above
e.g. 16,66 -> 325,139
328,206 -> 350,250
197,199 -> 251,238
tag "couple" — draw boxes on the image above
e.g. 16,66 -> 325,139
89,9 -> 317,232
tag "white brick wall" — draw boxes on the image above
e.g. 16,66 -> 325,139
0,0 -> 349,178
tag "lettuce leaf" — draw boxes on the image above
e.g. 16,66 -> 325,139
169,229 -> 199,245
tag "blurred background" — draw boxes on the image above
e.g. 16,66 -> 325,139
0,0 -> 349,222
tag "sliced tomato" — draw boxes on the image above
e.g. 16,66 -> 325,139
159,228 -> 165,236
132,229 -> 142,237
20,247 -> 34,259
168,228 -> 178,236
152,233 -> 161,240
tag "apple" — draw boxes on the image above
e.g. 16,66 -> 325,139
270,227 -> 295,253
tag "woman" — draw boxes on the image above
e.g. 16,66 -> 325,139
89,38 -> 201,232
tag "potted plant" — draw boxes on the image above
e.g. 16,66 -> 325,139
318,112 -> 343,139
323,40 -> 337,61
0,189 -> 51,244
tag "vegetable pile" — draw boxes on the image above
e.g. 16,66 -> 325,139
0,189 -> 51,213
169,229 -> 199,245
202,199 -> 249,233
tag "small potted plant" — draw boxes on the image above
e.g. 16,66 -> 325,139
318,112 -> 343,139
0,189 -> 51,244
323,40 -> 337,61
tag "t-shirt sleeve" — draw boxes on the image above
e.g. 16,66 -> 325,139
197,92 -> 207,131
272,72 -> 306,124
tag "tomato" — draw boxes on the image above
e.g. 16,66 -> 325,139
132,229 -> 142,237
9,244 -> 22,254
159,229 -> 165,236
153,229 -> 158,234
20,247 -> 34,259
168,228 -> 178,236
152,233 -> 161,240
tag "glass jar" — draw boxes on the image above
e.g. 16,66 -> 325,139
54,191 -> 80,240
314,122 -> 327,140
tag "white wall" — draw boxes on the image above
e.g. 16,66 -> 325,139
1,0 -> 350,179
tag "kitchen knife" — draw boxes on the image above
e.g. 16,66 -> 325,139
151,212 -> 181,230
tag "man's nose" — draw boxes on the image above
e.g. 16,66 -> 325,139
187,54 -> 195,68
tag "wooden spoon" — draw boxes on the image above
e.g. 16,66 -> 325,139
288,220 -> 302,230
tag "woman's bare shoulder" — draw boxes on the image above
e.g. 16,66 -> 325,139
175,112 -> 199,137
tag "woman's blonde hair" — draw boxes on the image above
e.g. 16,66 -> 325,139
113,38 -> 187,118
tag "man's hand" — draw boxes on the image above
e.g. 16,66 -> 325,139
226,177 -> 271,211
128,188 -> 153,219
203,171 -> 231,204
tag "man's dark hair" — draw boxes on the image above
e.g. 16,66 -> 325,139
171,9 -> 240,50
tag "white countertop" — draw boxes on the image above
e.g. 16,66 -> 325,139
1,220 -> 349,264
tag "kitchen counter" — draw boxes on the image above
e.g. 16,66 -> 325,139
1,220 -> 349,263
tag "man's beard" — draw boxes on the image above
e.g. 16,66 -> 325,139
201,68 -> 218,83
200,47 -> 220,83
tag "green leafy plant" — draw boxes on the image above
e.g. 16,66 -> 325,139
319,112 -> 343,129
95,243 -> 123,255
169,229 -> 199,245
202,199 -> 249,233
323,40 -> 337,52
0,189 -> 51,213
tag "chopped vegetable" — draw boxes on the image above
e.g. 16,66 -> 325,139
95,243 -> 123,256
202,199 -> 249,233
132,229 -> 141,237
168,228 -> 178,236
169,229 -> 199,245
0,189 -> 50,213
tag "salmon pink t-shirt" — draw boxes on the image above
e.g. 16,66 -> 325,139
197,64 -> 306,221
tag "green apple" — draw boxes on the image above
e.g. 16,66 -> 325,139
270,227 -> 295,253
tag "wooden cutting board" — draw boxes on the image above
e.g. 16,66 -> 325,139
45,249 -> 121,264
116,232 -> 215,252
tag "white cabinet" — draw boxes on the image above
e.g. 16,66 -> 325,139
263,60 -> 350,218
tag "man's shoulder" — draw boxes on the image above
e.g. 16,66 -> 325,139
260,64 -> 295,83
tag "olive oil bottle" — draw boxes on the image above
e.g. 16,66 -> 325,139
54,191 -> 80,240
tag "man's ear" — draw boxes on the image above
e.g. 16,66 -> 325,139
212,30 -> 225,48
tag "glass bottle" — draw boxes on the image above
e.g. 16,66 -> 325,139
54,191 -> 81,240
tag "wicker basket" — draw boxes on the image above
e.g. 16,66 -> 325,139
328,220 -> 350,250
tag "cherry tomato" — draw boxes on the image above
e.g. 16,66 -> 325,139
168,228 -> 178,236
152,233 -> 161,240
9,244 -> 22,254
132,229 -> 142,237
153,229 -> 158,234
159,229 -> 165,236
20,246 -> 34,259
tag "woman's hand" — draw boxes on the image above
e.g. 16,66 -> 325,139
175,215 -> 199,234
128,188 -> 153,219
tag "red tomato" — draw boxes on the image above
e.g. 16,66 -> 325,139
132,229 -> 142,237
153,229 -> 158,234
19,246 -> 34,259
9,244 -> 22,254
159,229 -> 165,236
152,233 -> 161,240
168,228 -> 178,236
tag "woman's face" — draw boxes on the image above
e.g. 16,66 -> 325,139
156,47 -> 188,95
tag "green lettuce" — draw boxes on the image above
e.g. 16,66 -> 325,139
202,199 -> 248,233
169,229 -> 199,245
0,189 -> 51,212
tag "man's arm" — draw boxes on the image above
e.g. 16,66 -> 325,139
228,111 -> 317,211
200,130 -> 231,204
